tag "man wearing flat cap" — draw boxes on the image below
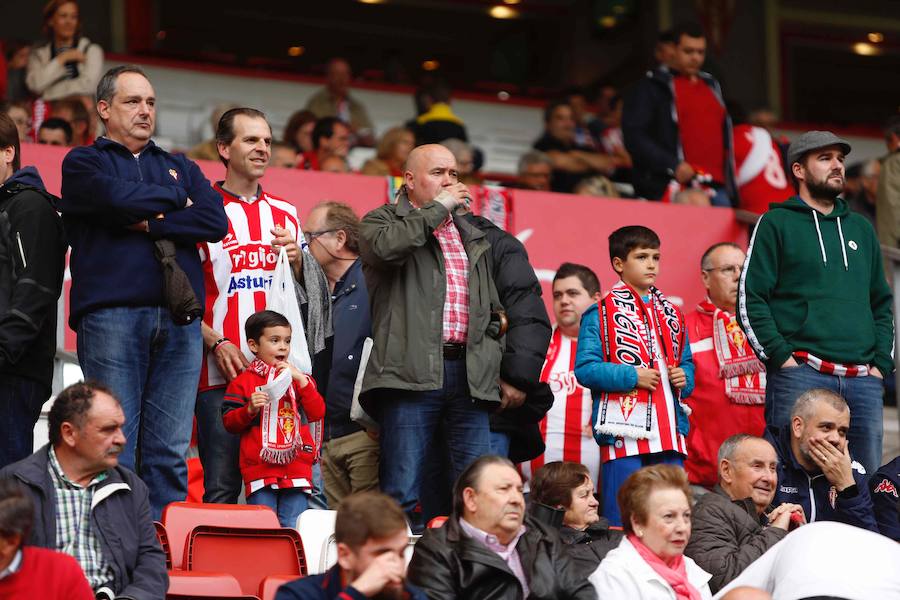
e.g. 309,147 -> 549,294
738,131 -> 893,476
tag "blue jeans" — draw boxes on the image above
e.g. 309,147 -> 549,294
710,187 -> 732,207
308,461 -> 328,510
0,375 -> 49,469
378,358 -> 491,533
602,451 -> 684,527
195,387 -> 242,504
766,363 -> 884,475
77,306 -> 202,520
247,487 -> 310,528
489,431 -> 511,457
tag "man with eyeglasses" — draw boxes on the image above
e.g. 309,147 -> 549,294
304,201 -> 380,508
684,242 -> 766,494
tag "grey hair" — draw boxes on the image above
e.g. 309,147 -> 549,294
701,242 -> 743,270
518,149 -> 552,175
790,388 -> 849,422
96,65 -> 148,107
861,159 -> 880,178
440,137 -> 472,161
717,433 -> 767,465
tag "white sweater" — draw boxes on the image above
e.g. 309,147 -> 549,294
26,38 -> 104,101
590,537 -> 713,600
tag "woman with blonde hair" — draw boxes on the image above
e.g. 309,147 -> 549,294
26,0 -> 104,101
590,464 -> 712,599
360,126 -> 414,177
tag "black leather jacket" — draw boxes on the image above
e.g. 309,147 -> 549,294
407,514 -> 595,600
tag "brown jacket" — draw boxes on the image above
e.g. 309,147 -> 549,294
684,485 -> 787,594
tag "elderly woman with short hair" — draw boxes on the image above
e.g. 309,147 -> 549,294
530,461 -> 622,576
589,464 -> 713,599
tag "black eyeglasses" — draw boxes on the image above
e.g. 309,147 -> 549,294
303,229 -> 337,242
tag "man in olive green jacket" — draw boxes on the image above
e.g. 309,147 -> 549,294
359,144 -> 504,532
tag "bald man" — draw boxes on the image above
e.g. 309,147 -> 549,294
359,144 -> 505,532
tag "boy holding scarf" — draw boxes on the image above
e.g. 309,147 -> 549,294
223,310 -> 325,527
575,226 -> 694,526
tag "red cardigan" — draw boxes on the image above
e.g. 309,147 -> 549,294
222,369 -> 326,489
0,546 -> 94,599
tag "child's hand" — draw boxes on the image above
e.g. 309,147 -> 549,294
668,367 -> 687,390
247,391 -> 269,416
276,361 -> 309,388
635,367 -> 660,391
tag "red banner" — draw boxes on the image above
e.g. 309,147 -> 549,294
21,143 -> 747,352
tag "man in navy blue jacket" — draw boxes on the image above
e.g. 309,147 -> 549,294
307,201 -> 378,508
764,388 -> 878,532
58,65 -> 227,519
276,491 -> 426,600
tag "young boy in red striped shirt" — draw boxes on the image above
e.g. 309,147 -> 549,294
223,310 -> 325,527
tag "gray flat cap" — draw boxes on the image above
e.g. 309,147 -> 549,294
787,131 -> 851,166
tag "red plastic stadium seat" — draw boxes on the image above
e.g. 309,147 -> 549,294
162,502 -> 279,569
427,516 -> 448,528
185,525 -> 306,595
155,521 -> 173,570
167,570 -> 245,597
259,574 -> 300,600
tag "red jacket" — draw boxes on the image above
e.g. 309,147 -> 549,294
684,309 -> 766,487
222,369 -> 326,489
0,547 -> 94,600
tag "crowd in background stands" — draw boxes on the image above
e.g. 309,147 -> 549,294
4,5 -> 900,239
1,2 -> 900,600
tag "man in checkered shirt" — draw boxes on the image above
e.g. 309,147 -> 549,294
0,381 -> 166,600
360,144 -> 506,532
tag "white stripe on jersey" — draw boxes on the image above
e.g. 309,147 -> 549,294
520,331 -> 601,492
200,191 -> 301,389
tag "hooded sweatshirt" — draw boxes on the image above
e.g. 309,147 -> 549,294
0,167 -> 66,387
738,195 -> 893,374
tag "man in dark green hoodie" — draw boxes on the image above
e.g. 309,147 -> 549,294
738,130 -> 893,477
0,112 -> 66,469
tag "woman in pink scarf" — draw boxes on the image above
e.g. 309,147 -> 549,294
589,464 -> 713,599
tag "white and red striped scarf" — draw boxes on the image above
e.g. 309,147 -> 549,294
793,351 -> 868,377
595,282 -> 685,440
697,299 -> 766,404
249,358 -> 302,464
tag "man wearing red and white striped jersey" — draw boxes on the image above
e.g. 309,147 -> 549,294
196,108 -> 307,503
519,263 -> 602,491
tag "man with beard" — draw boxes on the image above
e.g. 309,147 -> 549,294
275,491 -> 426,600
763,388 -> 878,532
0,381 -> 167,600
739,131 -> 893,476
685,434 -> 804,594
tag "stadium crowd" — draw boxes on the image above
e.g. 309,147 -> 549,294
0,2 -> 899,599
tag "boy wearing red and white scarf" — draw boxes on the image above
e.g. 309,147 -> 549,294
223,310 -> 325,527
575,226 -> 694,527
684,243 -> 766,490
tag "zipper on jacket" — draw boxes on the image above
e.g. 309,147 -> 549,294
16,232 -> 26,269
134,154 -> 143,181
807,473 -> 816,522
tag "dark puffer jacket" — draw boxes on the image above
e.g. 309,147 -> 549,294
684,485 -> 787,594
407,515 -> 595,600
558,521 -> 623,578
462,214 -> 553,463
